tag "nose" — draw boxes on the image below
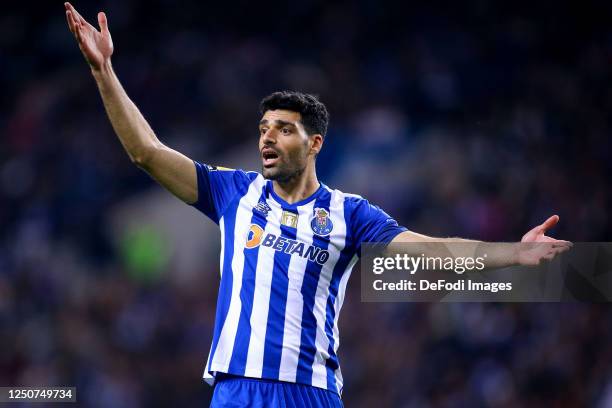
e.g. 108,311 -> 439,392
261,128 -> 276,144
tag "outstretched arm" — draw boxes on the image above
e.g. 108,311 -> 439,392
390,215 -> 572,268
64,2 -> 197,204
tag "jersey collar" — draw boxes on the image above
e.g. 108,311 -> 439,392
266,180 -> 326,209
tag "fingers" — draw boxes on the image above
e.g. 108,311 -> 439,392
65,2 -> 83,23
552,246 -> 570,255
65,3 -> 83,33
74,20 -> 84,43
548,243 -> 571,257
65,2 -> 95,31
546,241 -> 571,252
98,12 -> 109,34
66,10 -> 82,40
65,10 -> 75,33
551,241 -> 573,249
539,246 -> 569,263
66,10 -> 81,41
64,2 -> 81,23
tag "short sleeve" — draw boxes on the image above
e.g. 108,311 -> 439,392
189,161 -> 257,224
349,198 -> 407,250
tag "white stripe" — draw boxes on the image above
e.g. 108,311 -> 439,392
331,255 -> 357,394
335,367 -> 344,396
334,254 -> 358,351
277,201 -> 316,382
204,216 -> 226,383
203,340 -> 215,384
244,196 -> 282,378
211,176 -> 265,369
219,217 -> 225,277
311,189 -> 346,389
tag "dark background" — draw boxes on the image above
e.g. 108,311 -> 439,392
1,1 -> 611,406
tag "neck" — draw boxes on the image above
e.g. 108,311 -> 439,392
272,165 -> 320,204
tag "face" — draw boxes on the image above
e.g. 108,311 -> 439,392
258,109 -> 321,182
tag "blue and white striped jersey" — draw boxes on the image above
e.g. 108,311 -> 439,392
190,161 -> 407,396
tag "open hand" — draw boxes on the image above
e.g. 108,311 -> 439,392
65,2 -> 113,71
517,215 -> 572,266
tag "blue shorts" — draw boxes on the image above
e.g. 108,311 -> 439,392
210,373 -> 344,408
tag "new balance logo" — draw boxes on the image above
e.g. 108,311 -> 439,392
254,201 -> 271,216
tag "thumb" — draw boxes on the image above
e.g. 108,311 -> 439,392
539,215 -> 559,233
98,11 -> 109,33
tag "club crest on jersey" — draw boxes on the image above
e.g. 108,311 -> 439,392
311,208 -> 333,236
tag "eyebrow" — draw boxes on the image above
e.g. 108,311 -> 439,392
259,119 -> 297,128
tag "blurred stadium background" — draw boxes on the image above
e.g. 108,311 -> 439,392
2,1 -> 611,406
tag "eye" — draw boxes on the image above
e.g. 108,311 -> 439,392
281,128 -> 291,135
260,127 -> 268,135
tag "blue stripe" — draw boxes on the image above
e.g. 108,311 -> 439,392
295,190 -> 333,385
324,196 -> 356,393
261,210 -> 298,379
207,196 -> 241,373
228,190 -> 268,374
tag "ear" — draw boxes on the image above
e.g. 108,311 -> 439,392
309,134 -> 324,155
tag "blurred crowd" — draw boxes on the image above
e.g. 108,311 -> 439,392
1,1 -> 611,406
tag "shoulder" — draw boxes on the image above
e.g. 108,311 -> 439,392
321,185 -> 370,215
325,185 -> 366,205
200,163 -> 260,178
196,162 -> 262,187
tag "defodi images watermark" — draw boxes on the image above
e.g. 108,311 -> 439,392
361,243 -> 612,302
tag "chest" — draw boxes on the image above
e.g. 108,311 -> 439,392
237,196 -> 349,254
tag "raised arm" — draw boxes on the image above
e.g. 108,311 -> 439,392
64,2 -> 197,204
390,215 -> 572,268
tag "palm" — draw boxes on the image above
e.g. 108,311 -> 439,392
518,215 -> 571,265
65,2 -> 113,70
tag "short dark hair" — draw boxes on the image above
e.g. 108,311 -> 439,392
259,91 -> 329,137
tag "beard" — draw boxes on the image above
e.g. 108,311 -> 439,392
261,150 -> 307,183
263,164 -> 305,182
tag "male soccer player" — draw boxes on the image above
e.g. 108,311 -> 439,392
65,3 -> 571,406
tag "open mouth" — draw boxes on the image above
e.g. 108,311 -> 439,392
262,149 -> 280,167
